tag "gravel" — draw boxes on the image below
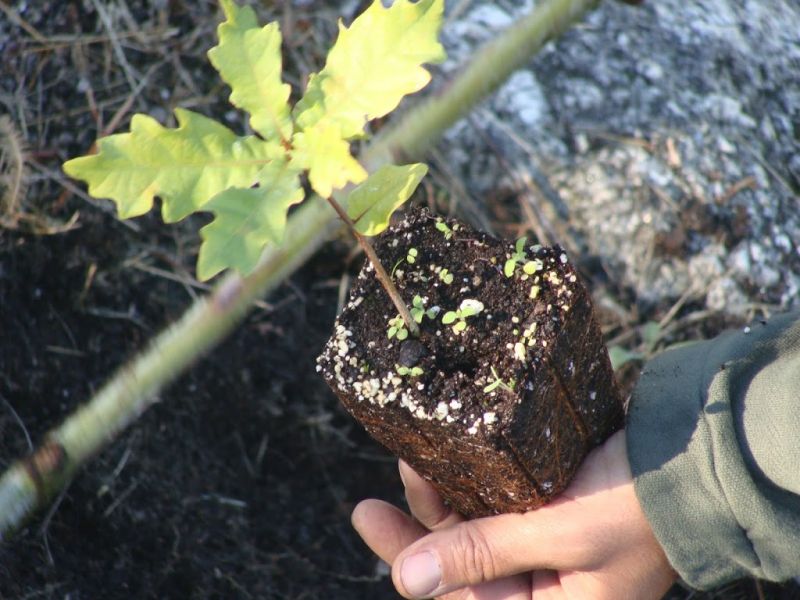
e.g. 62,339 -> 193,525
437,0 -> 800,317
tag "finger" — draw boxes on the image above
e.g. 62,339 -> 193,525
399,460 -> 463,531
530,570 -> 563,599
391,507 -> 591,599
464,575 -> 532,600
352,499 -> 428,565
440,574 -> 532,600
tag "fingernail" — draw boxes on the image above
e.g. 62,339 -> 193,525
398,461 -> 407,488
400,551 -> 442,598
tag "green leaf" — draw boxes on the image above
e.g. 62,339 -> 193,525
208,0 -> 293,141
290,121 -> 366,198
294,0 -> 446,138
441,312 -> 457,325
346,164 -> 428,236
63,108 -> 279,222
196,159 -> 303,280
483,380 -> 501,393
504,258 -> 516,278
523,259 -> 543,275
608,346 -> 645,371
435,220 -> 452,238
641,321 -> 662,352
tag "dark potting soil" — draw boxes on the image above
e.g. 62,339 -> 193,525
0,206 -> 403,598
318,209 -> 623,518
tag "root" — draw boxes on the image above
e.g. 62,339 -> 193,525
0,116 -> 28,227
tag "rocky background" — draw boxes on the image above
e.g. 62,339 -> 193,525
439,0 -> 799,319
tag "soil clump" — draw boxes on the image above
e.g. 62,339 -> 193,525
318,209 -> 623,517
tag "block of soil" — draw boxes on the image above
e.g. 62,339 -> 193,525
317,209 -> 623,518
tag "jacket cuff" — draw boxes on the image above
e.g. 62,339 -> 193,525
626,313 -> 800,589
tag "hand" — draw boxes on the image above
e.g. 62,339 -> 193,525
351,430 -> 676,599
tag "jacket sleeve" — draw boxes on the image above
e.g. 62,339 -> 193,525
626,309 -> 800,589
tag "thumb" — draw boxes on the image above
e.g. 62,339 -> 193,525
391,508 -> 577,599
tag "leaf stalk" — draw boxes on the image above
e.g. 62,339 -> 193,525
325,196 -> 420,337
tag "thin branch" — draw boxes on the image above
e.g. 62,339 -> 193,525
325,196 -> 419,337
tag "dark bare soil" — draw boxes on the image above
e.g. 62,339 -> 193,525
0,204 -> 406,598
1,1 -> 798,598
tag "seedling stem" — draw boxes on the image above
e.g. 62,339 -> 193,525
326,196 -> 419,337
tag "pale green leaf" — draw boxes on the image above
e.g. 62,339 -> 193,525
208,0 -> 292,141
290,121 -> 366,198
608,346 -> 644,371
63,108 -> 279,222
641,321 -> 662,352
294,0 -> 446,138
346,164 -> 427,236
196,159 -> 304,280
504,259 -> 516,278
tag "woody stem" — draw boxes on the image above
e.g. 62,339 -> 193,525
325,196 -> 419,337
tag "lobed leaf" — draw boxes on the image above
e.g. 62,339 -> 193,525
290,121 -> 366,198
208,0 -> 293,141
196,158 -> 304,280
63,108 -> 279,222
293,0 -> 446,139
346,163 -> 428,236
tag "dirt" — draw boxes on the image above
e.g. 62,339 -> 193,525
0,203 -> 408,598
317,209 -> 622,518
1,0 -> 798,598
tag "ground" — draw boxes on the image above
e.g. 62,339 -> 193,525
0,1 -> 798,599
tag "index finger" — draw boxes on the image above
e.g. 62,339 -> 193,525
400,460 -> 463,531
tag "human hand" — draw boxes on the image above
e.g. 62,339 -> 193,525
352,430 -> 676,599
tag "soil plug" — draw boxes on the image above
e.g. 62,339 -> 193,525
317,208 -> 623,518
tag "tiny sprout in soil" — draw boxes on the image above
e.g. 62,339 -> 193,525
441,298 -> 484,334
410,295 -> 438,324
395,364 -> 424,377
504,237 -> 544,278
483,366 -> 516,394
406,248 -> 418,264
387,315 -> 409,340
438,268 -> 454,284
435,219 -> 453,239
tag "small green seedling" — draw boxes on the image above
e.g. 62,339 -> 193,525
390,258 -> 404,278
396,364 -> 424,377
387,315 -> 409,341
435,220 -> 453,239
441,298 -> 484,334
504,237 -> 527,277
406,247 -> 419,264
438,268 -> 454,285
483,366 -> 515,393
504,237 -> 543,278
63,0 -> 445,282
410,295 -> 437,323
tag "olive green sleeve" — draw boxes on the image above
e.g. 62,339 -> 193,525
626,310 -> 800,589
